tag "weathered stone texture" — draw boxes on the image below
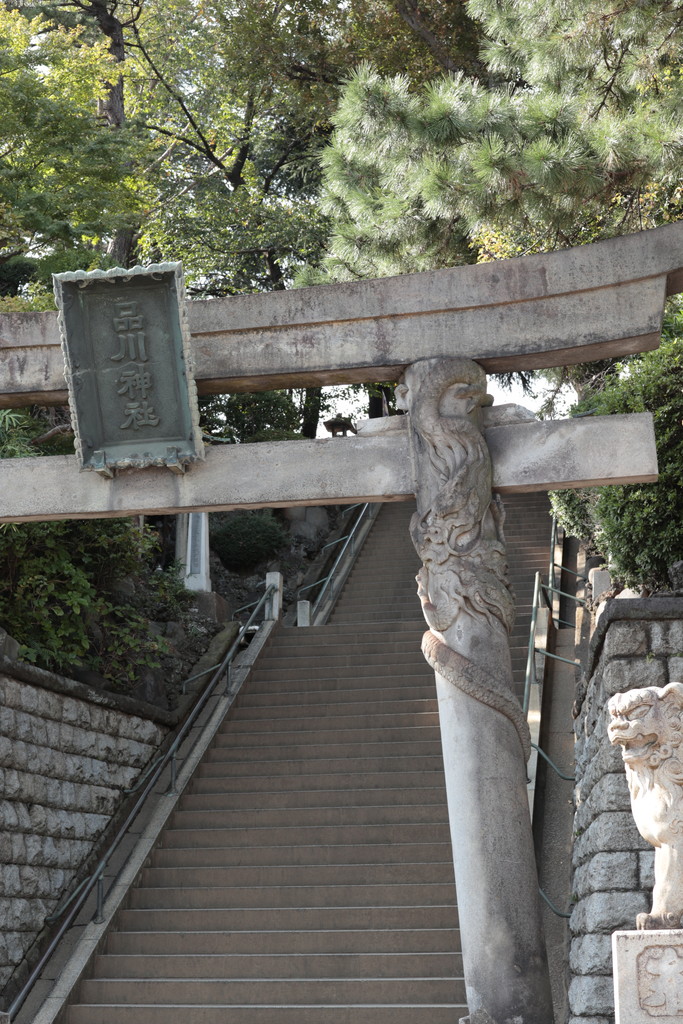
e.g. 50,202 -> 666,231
573,852 -> 638,901
0,670 -> 166,991
568,974 -> 615,1016
569,601 -> 683,1023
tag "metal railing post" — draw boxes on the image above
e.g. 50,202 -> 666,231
523,572 -> 542,717
94,875 -> 104,924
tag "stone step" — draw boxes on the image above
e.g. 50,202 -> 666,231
180,786 -> 445,811
260,640 -> 424,659
189,769 -> 445,795
151,841 -> 453,870
330,613 -> 431,623
160,822 -> 451,850
169,803 -> 448,831
233,695 -> 436,717
271,633 -> 424,651
202,738 -> 441,764
254,650 -> 426,670
116,904 -> 459,933
75,977 -> 465,1006
91,951 -> 463,979
213,722 -> 441,746
106,927 -> 461,957
255,647 -> 428,671
140,861 -> 454,889
66,1003 -> 466,1023
220,716 -> 444,741
248,664 -> 433,682
276,621 -> 426,637
129,882 -> 456,911
197,754 -> 446,777
269,631 -> 526,654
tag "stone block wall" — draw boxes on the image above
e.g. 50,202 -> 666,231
0,661 -> 169,992
569,598 -> 683,1023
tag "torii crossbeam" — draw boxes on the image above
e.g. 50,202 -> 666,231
1,223 -> 681,1024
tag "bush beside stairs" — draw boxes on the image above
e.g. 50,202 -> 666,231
64,495 -> 552,1023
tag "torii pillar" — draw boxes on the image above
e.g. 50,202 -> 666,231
1,223 -> 683,1023
398,358 -> 553,1022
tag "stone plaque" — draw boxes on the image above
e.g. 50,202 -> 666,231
54,263 -> 203,476
614,930 -> 683,1022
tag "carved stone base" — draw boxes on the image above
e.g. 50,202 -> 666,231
459,1011 -> 496,1024
613,929 -> 683,1022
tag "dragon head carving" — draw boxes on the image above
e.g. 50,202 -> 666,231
608,683 -> 683,929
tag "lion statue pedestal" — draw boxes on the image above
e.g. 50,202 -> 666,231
609,683 -> 683,1022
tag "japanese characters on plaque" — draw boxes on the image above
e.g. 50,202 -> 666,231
54,264 -> 203,476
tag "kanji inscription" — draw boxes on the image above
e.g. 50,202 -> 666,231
54,264 -> 203,476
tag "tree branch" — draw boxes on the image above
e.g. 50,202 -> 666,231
224,92 -> 255,189
131,21 -> 227,172
391,0 -> 463,75
29,424 -> 73,446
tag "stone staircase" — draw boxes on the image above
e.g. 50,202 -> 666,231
64,494 -> 551,1024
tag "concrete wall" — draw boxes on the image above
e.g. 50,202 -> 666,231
569,598 -> 683,1023
0,660 -> 168,992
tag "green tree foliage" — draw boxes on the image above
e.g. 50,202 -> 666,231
549,309 -> 683,592
0,8 -> 142,274
200,391 -> 303,444
0,517 -> 186,687
211,511 -> 288,572
304,1 -> 683,283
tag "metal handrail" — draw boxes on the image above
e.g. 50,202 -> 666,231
541,582 -> 588,606
531,742 -> 575,782
552,563 -> 588,582
539,887 -> 573,919
297,502 -> 378,621
534,648 -> 581,669
548,517 -> 558,594
6,583 -> 277,1023
524,578 -> 585,715
523,572 -> 542,716
523,524 -> 587,715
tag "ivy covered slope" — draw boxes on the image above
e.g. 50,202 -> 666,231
549,308 -> 683,593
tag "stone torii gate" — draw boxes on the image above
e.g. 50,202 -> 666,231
1,222 -> 682,1024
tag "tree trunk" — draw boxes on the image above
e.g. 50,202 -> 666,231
368,384 -> 392,418
301,388 -> 323,439
88,1 -> 137,266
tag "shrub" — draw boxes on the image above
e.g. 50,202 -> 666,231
0,518 -> 182,686
211,511 -> 288,572
549,313 -> 683,591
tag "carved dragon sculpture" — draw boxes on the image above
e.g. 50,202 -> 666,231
396,357 -> 530,761
608,682 -> 683,929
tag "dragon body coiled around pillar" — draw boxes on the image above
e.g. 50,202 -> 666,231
397,357 -> 530,761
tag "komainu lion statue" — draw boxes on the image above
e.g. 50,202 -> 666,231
608,683 -> 683,930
